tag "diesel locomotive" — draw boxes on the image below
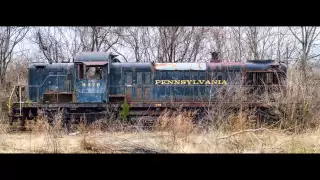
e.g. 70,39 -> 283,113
8,52 -> 287,124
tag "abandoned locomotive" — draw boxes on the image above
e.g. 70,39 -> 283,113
8,52 -> 287,124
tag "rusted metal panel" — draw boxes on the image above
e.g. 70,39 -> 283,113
126,87 -> 133,101
42,93 -> 73,103
155,63 -> 206,71
126,72 -> 132,84
144,87 -> 151,101
82,61 -> 108,66
145,72 -> 151,84
137,87 -> 142,101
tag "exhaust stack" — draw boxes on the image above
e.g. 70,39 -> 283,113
210,52 -> 221,63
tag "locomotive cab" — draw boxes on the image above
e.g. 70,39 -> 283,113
74,52 -> 113,103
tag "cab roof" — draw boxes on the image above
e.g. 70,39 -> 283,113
74,52 -> 111,62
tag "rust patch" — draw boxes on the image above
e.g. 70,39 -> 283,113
144,87 -> 150,101
42,93 -> 73,103
137,87 -> 142,101
126,87 -> 132,102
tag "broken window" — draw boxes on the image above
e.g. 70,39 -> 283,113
86,66 -> 102,80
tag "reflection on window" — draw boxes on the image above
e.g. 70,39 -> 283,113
137,72 -> 143,84
145,72 -> 150,84
86,66 -> 102,80
126,72 -> 132,85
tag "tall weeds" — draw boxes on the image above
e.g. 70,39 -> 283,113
274,70 -> 320,132
191,69 -> 320,134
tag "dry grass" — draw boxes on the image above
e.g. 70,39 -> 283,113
0,102 -> 318,154
2,123 -> 320,153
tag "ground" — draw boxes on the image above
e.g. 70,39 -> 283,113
1,128 -> 320,153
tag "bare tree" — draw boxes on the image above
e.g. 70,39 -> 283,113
243,27 -> 276,60
230,27 -> 245,61
155,26 -> 207,63
289,26 -> 320,77
116,27 -> 208,63
0,26 -> 29,84
77,26 -> 122,52
31,26 -> 123,63
272,27 -> 297,67
117,27 -> 154,62
31,27 -> 82,63
32,27 -> 65,63
208,27 -> 227,60
57,27 -> 83,62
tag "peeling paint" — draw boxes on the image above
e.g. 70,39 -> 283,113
207,62 -> 245,71
76,79 -> 106,103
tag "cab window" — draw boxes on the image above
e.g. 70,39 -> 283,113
86,66 -> 102,80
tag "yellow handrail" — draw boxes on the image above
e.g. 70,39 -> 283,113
7,86 -> 16,116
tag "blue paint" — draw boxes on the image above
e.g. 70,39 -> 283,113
28,63 -> 74,102
76,79 -> 106,103
108,61 -> 287,102
74,62 -> 108,103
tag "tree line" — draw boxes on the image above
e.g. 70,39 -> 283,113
1,26 -> 320,84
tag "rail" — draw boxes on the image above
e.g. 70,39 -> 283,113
7,86 -> 17,116
7,86 -> 23,116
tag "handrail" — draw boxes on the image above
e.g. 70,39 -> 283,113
19,86 -> 22,116
7,86 -> 17,115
